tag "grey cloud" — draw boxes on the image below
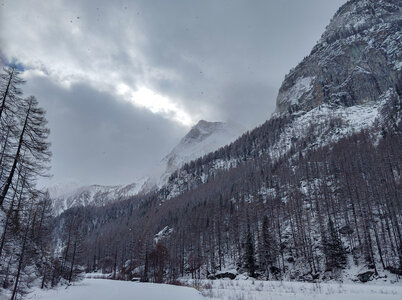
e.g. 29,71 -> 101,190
130,0 -> 347,126
23,76 -> 186,186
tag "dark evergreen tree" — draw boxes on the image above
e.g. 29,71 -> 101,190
245,225 -> 256,277
323,218 -> 347,271
260,215 -> 278,278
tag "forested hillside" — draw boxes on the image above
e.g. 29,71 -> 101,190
55,110 -> 401,282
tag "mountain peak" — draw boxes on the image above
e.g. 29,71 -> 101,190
183,120 -> 224,144
195,119 -> 219,127
153,120 -> 245,187
321,0 -> 401,44
169,119 -> 244,164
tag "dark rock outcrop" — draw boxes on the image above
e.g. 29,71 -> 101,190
215,272 -> 237,280
357,271 -> 375,282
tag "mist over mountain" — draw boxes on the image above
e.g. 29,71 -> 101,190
48,120 -> 245,214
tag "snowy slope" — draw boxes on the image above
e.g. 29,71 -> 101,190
160,120 -> 244,185
269,89 -> 395,160
157,90 -> 398,200
186,278 -> 402,300
165,120 -> 243,172
140,120 -> 245,192
49,178 -> 147,215
23,278 -> 402,300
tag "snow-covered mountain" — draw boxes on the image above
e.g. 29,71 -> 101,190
164,120 -> 244,176
49,178 -> 148,215
49,120 -> 245,214
142,120 -> 245,192
154,0 -> 402,201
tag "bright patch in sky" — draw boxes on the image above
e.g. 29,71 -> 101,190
117,84 -> 193,127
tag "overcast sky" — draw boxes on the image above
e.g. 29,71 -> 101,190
0,0 -> 345,187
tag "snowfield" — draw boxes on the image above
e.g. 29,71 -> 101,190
26,279 -> 204,300
192,279 -> 402,300
22,278 -> 401,300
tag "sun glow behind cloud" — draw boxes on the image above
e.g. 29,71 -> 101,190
117,84 -> 193,127
21,64 -> 194,127
0,0 -> 196,128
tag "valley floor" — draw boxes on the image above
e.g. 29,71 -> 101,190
20,278 -> 401,300
25,279 -> 203,300
186,278 -> 402,300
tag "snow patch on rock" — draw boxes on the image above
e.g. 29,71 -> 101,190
277,76 -> 314,107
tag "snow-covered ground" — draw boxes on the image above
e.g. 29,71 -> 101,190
185,279 -> 401,300
26,279 -> 204,300
21,278 -> 401,300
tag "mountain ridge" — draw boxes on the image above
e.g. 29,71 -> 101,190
49,119 -> 245,213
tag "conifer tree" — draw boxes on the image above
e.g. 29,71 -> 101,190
0,66 -> 25,192
245,225 -> 256,277
260,215 -> 278,278
0,66 -> 25,122
323,218 -> 347,270
0,95 -> 50,206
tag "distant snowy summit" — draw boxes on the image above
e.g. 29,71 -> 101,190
48,179 -> 148,215
49,120 -> 245,214
149,119 -> 245,189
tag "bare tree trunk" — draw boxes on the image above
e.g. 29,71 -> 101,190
0,125 -> 11,180
0,98 -> 31,206
10,200 -> 33,300
68,240 -> 77,283
41,265 -> 47,289
0,172 -> 24,259
2,255 -> 13,289
0,67 -> 14,119
113,248 -> 117,279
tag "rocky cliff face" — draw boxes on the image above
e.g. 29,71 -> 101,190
276,0 -> 401,114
